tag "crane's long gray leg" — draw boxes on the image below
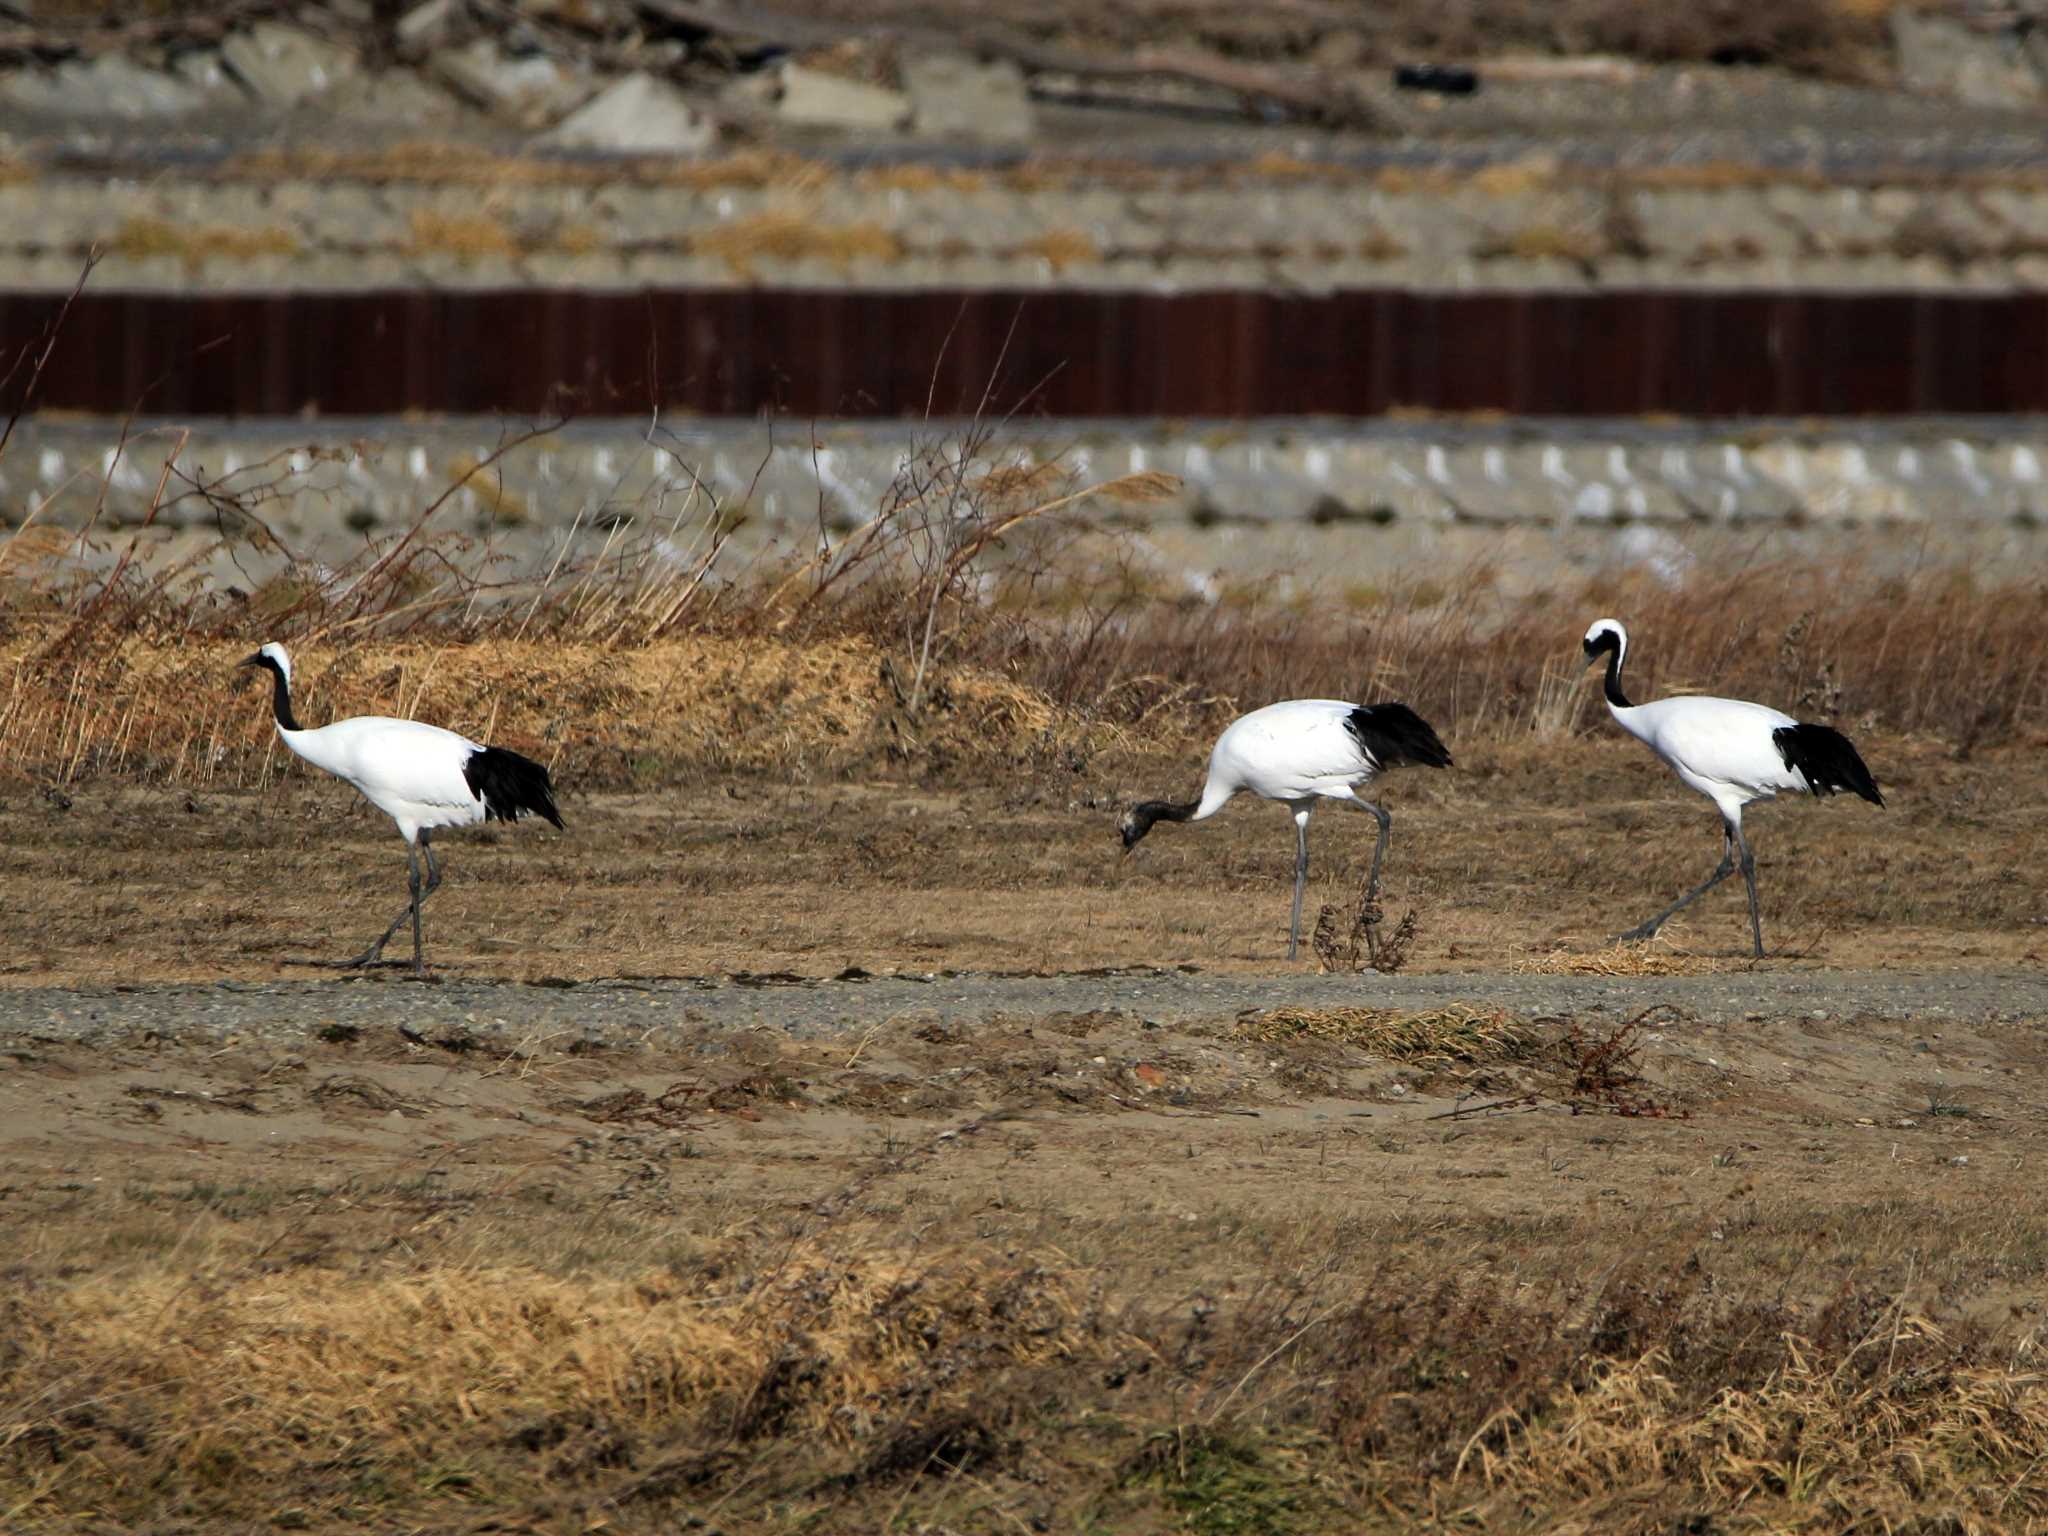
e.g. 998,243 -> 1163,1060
421,831 -> 442,899
1349,797 -> 1395,966
346,837 -> 429,970
1617,823 -> 1736,944
408,838 -> 428,976
1287,807 -> 1311,961
1354,798 -> 1393,905
1735,824 -> 1764,959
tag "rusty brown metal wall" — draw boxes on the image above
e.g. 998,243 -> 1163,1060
3,288 -> 2045,418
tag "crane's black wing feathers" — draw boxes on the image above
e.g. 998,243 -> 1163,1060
1772,723 -> 1883,807
1345,703 -> 1454,772
463,746 -> 566,828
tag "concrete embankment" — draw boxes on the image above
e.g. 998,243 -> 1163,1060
4,415 -> 2043,597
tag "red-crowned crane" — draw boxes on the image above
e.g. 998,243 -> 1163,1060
241,642 -> 564,975
1583,618 -> 1882,958
1120,698 -> 1452,960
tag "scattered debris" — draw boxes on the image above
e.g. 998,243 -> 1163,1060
309,1074 -> 421,1116
1394,63 -> 1479,95
565,1082 -> 702,1128
432,36 -> 593,125
540,71 -> 716,152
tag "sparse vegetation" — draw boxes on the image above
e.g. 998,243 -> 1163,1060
7,993 -> 2048,1536
1235,1002 -> 1531,1063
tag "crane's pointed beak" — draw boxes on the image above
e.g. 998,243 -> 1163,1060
238,651 -> 265,669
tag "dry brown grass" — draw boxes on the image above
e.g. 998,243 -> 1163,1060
1235,1002 -> 1532,1063
4,546 -> 2045,790
0,1236 -> 1114,1531
688,211 -> 904,276
8,1213 -> 2046,1533
109,215 -> 299,270
1016,227 -> 1102,272
0,625 -> 1081,789
1516,942 -> 1723,976
854,163 -> 990,194
1466,1321 -> 2048,1529
403,208 -> 522,263
1032,558 -> 2048,760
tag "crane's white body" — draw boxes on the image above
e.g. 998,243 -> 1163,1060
1191,698 -> 1393,819
1603,694 -> 1807,829
276,715 -> 494,843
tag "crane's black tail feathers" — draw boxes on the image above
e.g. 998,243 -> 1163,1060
464,746 -> 566,829
1773,723 -> 1883,807
1346,703 -> 1454,771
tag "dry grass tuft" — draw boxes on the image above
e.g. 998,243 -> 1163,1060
1479,221 -> 1605,265
688,212 -> 903,276
1464,1316 -> 2048,1530
1016,227 -> 1101,272
855,163 -> 989,194
0,1239 -> 1112,1528
404,208 -> 522,263
110,216 -> 299,270
1517,942 -> 1722,976
1235,1003 -> 1531,1063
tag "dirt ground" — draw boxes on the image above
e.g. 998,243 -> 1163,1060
5,954 -> 2048,1529
4,728 -> 2047,1531
4,732 -> 2043,987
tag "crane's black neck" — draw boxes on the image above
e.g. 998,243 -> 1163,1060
250,655 -> 302,732
1584,633 -> 1632,709
1123,798 -> 1199,848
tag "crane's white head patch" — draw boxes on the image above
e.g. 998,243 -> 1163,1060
1582,619 -> 1627,669
240,641 -> 292,685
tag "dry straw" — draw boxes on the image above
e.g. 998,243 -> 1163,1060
1516,942 -> 1722,977
1234,1003 -> 1531,1063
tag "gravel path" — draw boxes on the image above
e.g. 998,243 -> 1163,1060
4,968 -> 2044,1050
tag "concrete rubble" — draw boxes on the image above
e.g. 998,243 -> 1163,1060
769,64 -> 913,132
0,55 -> 210,118
904,55 -> 1035,142
0,4 -> 2043,298
539,73 -> 716,154
220,22 -> 359,106
430,36 -> 595,125
1891,9 -> 2042,109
